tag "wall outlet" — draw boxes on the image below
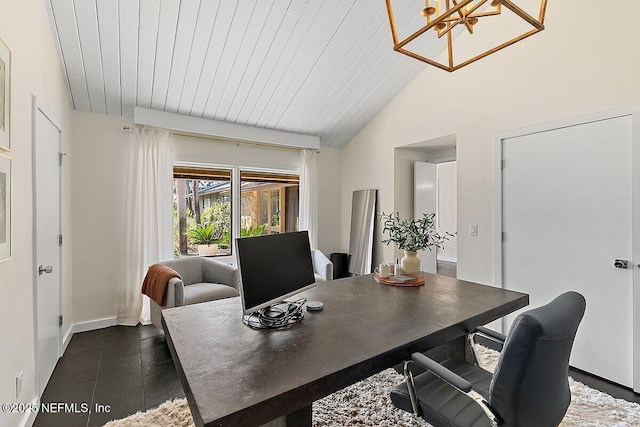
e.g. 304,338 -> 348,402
16,371 -> 23,399
469,224 -> 478,236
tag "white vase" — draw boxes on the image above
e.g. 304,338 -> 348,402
197,244 -> 218,256
400,250 -> 421,277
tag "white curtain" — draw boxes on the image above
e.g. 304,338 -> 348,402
299,149 -> 318,249
117,127 -> 174,326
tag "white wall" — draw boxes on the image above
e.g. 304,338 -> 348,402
316,147 -> 342,256
71,112 -> 132,324
341,0 -> 640,285
0,0 -> 73,426
71,111 -> 342,325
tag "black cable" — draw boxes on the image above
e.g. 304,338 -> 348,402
242,298 -> 307,330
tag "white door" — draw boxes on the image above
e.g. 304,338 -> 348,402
34,100 -> 61,395
414,161 -> 436,274
502,115 -> 634,387
436,162 -> 457,263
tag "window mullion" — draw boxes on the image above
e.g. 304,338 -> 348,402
232,166 -> 241,253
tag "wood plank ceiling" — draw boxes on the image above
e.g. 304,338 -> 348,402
45,0 -> 442,148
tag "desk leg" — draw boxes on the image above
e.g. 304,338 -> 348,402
260,404 -> 312,427
424,335 -> 467,362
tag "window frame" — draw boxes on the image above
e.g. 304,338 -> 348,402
173,161 -> 300,264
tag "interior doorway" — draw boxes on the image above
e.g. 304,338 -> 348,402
496,108 -> 640,391
434,161 -> 457,274
394,135 -> 457,276
33,97 -> 62,395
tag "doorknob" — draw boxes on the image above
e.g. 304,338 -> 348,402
38,265 -> 53,275
614,260 -> 629,269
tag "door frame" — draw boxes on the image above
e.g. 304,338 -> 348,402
31,95 -> 63,395
493,105 -> 640,391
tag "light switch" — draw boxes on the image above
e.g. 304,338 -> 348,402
469,224 -> 478,236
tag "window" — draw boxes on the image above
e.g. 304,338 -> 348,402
173,167 -> 232,257
173,166 -> 299,258
240,171 -> 299,236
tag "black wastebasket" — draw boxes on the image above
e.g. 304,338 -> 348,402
330,252 -> 350,279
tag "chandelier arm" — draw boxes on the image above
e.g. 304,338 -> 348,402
464,22 -> 474,34
450,0 -> 474,34
384,0 -> 400,46
470,9 -> 501,18
447,28 -> 454,69
538,0 -> 548,25
499,0 -> 543,29
396,48 -> 452,72
450,0 -> 465,18
438,20 -> 461,38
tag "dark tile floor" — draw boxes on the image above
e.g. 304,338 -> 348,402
33,324 -> 184,427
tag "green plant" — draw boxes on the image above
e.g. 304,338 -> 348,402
186,223 -> 223,245
218,224 -> 267,248
379,212 -> 454,252
201,201 -> 231,236
243,223 -> 267,237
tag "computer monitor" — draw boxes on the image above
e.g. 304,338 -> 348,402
235,230 -> 316,315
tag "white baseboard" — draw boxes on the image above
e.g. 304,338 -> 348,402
71,317 -> 118,334
437,256 -> 457,263
61,317 -> 131,354
62,327 -> 73,353
19,397 -> 39,427
59,317 -> 117,360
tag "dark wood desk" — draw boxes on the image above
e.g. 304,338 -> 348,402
162,273 -> 528,427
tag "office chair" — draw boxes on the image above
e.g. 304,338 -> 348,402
390,291 -> 586,427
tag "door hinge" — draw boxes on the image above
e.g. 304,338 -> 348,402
502,232 -> 506,242
59,152 -> 67,166
501,159 -> 505,169
58,315 -> 63,327
59,234 -> 63,246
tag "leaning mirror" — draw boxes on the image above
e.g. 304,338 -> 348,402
348,189 -> 377,276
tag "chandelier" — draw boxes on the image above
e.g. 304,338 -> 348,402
385,0 -> 548,72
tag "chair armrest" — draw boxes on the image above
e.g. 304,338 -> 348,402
475,326 -> 506,343
312,250 -> 333,281
411,353 -> 472,392
405,353 -> 499,427
468,326 -> 506,368
166,277 -> 185,307
201,258 -> 238,290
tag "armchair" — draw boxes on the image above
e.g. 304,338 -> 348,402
391,291 -> 586,427
311,249 -> 333,282
149,257 -> 239,330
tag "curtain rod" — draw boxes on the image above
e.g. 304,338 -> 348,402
122,126 -> 319,153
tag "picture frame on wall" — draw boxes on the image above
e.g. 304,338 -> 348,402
0,153 -> 11,262
0,36 -> 10,152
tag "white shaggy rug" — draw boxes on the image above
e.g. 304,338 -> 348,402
103,346 -> 640,427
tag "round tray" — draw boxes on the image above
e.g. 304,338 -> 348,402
374,273 -> 425,287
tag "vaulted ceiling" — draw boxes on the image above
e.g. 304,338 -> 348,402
44,0 -> 440,148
